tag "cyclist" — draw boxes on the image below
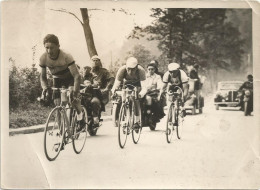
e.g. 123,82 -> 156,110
144,62 -> 165,121
159,62 -> 189,118
39,34 -> 83,129
111,57 -> 147,127
82,55 -> 115,127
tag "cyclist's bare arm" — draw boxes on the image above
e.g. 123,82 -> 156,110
40,67 -> 48,90
68,63 -> 81,95
111,79 -> 121,93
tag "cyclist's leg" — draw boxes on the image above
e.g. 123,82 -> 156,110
53,78 -> 62,126
69,86 -> 82,115
134,99 -> 141,124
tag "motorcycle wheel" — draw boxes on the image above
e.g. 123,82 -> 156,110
88,122 -> 98,136
149,121 -> 157,131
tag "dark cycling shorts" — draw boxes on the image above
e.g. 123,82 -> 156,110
53,75 -> 74,88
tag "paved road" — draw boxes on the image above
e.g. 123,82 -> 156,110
2,98 -> 260,189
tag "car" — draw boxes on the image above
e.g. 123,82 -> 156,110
214,81 -> 243,110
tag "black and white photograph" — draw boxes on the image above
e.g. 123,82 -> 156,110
1,0 -> 260,189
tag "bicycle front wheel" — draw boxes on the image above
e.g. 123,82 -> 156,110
118,105 -> 129,148
44,107 -> 65,161
166,104 -> 174,143
132,100 -> 142,144
72,106 -> 88,154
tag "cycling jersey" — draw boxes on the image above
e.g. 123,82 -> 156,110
163,70 -> 189,86
116,65 -> 146,87
39,50 -> 75,79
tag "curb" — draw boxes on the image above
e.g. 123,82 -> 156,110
9,116 -> 112,136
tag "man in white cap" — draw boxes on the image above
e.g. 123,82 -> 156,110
160,62 -> 189,104
111,57 -> 147,127
83,55 -> 115,127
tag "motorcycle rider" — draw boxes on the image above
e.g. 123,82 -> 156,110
111,57 -> 147,127
83,55 -> 115,127
144,62 -> 165,122
150,60 -> 164,78
238,74 -> 253,111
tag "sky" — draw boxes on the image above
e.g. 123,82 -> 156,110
2,1 -> 154,70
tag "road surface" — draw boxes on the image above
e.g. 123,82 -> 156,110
2,98 -> 260,189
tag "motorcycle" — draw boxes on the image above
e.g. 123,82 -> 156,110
80,81 -> 103,136
142,89 -> 162,131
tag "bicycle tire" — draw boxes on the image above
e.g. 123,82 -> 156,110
166,103 -> 174,143
44,107 -> 65,161
132,100 -> 142,144
72,106 -> 88,154
118,105 -> 129,148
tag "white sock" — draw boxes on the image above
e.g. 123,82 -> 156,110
77,112 -> 83,121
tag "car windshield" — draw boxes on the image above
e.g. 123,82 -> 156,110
218,82 -> 242,90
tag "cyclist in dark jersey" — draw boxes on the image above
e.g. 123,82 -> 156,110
111,57 -> 147,126
39,34 -> 83,122
160,63 -> 189,98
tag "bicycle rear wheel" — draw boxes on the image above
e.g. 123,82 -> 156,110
44,107 -> 65,161
132,100 -> 142,144
118,105 -> 129,148
72,106 -> 88,154
166,104 -> 174,143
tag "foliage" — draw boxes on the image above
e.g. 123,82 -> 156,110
9,58 -> 42,110
129,8 -> 248,73
126,44 -> 157,68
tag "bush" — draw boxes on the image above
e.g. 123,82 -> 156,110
9,63 -> 42,110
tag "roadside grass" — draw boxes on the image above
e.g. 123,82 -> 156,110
9,103 -> 53,129
9,102 -> 114,129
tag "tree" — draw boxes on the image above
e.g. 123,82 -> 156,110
126,44 -> 156,68
129,8 -> 247,91
50,8 -> 98,58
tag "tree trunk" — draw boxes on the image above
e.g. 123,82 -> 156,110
80,8 -> 98,58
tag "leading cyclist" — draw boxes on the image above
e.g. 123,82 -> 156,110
39,34 -> 83,126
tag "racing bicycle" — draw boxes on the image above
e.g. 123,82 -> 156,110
117,84 -> 143,148
43,87 -> 88,161
165,86 -> 184,143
